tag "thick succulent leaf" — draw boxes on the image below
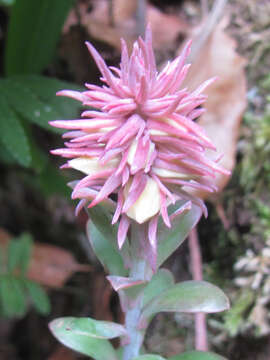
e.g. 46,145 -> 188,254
141,281 -> 229,322
0,78 -> 61,132
49,317 -> 121,360
4,0 -> 74,75
143,269 -> 175,307
157,203 -> 202,267
133,356 -> 166,360
169,351 -> 227,360
87,205 -> 117,241
10,75 -> 83,119
24,280 -> 51,315
0,94 -> 31,166
87,219 -> 127,276
50,317 -> 126,339
0,275 -> 26,317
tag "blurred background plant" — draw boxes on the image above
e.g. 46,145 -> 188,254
0,0 -> 270,359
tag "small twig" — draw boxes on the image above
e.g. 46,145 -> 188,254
216,203 -> 230,230
188,0 -> 228,63
135,0 -> 147,37
188,227 -> 208,351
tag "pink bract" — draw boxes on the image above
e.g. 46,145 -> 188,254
50,27 -> 229,269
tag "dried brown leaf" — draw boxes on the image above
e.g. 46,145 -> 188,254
183,18 -> 247,199
63,0 -> 188,51
0,228 -> 91,288
28,242 -> 91,288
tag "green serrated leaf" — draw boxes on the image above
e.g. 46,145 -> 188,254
16,233 -> 33,275
24,280 -> 50,315
7,239 -> 23,273
157,202 -> 202,267
0,0 -> 15,6
49,317 -> 120,360
169,351 -> 227,360
0,275 -> 27,317
143,269 -> 175,307
141,281 -> 230,323
86,219 -> 127,276
0,94 -> 31,166
0,141 -> 17,165
0,78 -> 62,132
11,75 -> 83,119
4,0 -> 74,75
133,355 -> 166,360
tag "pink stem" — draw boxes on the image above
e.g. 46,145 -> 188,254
188,227 -> 208,351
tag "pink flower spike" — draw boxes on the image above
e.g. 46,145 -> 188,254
51,27 -> 230,267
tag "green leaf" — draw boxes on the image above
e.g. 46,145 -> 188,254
7,239 -> 23,273
0,142 -> 17,165
0,275 -> 26,317
7,233 -> 32,274
17,233 -> 33,275
88,205 -> 117,241
0,0 -> 15,6
169,351 -> 227,360
133,356 -> 166,360
37,162 -> 71,198
24,280 -> 50,315
157,202 -> 202,267
0,94 -> 31,166
141,281 -> 230,322
0,78 -> 62,132
143,269 -> 175,307
49,317 -> 121,360
5,0 -> 74,75
86,219 -> 127,276
87,205 -> 131,263
11,75 -> 83,119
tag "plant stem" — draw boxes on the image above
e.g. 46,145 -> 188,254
188,227 -> 208,351
122,223 -> 149,360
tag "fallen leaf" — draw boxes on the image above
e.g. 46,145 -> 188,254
183,18 -> 247,199
0,228 -> 91,288
28,242 -> 91,288
63,0 -> 188,52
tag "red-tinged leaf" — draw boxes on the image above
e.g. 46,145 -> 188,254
107,275 -> 146,292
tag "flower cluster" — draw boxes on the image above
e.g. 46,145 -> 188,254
50,27 -> 229,264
